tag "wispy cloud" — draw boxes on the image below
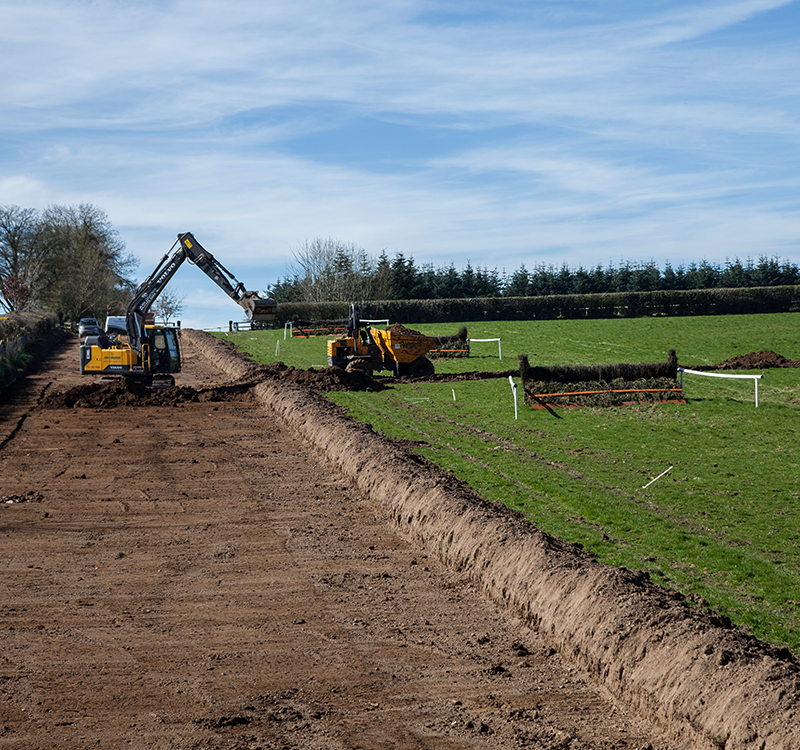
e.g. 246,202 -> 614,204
1,0 -> 799,326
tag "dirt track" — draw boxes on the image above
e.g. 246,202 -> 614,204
0,332 -> 797,749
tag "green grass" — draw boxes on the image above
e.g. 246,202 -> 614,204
218,313 -> 800,651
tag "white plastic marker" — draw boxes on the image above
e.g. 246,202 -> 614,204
452,389 -> 456,401
275,340 -> 280,357
679,367 -> 762,407
643,466 -> 673,489
508,376 -> 518,420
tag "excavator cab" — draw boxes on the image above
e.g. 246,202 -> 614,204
146,326 -> 181,377
80,324 -> 181,386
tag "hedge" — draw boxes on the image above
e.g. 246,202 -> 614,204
274,285 -> 800,325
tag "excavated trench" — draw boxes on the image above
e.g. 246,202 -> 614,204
180,328 -> 799,750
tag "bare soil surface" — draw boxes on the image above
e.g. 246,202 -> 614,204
1,333 -> 670,750
0,332 -> 797,749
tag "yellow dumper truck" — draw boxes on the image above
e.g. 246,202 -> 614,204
327,305 -> 437,377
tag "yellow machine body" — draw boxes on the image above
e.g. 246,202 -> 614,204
368,327 -> 437,365
327,320 -> 436,377
80,325 -> 181,383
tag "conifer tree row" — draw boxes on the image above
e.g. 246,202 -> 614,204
268,238 -> 800,303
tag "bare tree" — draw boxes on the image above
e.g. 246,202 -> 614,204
151,285 -> 186,324
0,205 -> 37,311
289,237 -> 377,303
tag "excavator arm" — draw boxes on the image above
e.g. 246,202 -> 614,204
126,232 -> 276,355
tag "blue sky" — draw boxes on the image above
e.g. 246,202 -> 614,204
2,0 -> 799,329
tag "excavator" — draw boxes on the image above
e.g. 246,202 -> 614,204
80,232 -> 276,386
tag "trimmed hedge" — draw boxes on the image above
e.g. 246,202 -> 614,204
275,285 -> 800,325
518,351 -> 679,385
0,312 -> 59,390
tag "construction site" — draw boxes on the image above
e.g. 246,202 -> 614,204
0,329 -> 797,749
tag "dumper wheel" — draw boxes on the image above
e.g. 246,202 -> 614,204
408,357 -> 435,378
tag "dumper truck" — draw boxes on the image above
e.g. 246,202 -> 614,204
327,305 -> 437,377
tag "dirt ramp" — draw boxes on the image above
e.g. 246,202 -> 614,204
182,329 -> 800,749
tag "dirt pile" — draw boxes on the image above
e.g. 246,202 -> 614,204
386,322 -> 425,336
41,356 -> 385,410
712,349 -> 800,370
39,377 -> 256,409
275,364 -> 385,391
182,328 -> 800,750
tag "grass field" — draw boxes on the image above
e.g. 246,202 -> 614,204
218,312 -> 800,652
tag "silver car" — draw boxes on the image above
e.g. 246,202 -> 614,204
78,317 -> 102,337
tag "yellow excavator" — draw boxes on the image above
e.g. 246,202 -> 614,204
80,232 -> 276,386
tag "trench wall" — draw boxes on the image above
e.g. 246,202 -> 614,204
184,329 -> 800,750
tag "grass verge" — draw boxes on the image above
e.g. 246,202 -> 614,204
219,312 -> 800,651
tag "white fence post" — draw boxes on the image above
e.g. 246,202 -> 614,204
508,375 -> 518,420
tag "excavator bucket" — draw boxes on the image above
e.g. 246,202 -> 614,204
241,295 -> 277,323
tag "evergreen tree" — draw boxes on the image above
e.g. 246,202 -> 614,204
390,253 -> 419,299
504,264 -> 529,297
438,263 -> 462,298
372,251 -> 394,300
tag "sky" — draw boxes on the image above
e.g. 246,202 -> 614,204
2,0 -> 800,329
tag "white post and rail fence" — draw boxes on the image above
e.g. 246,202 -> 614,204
678,367 -> 763,407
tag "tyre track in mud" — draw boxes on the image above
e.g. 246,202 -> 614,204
186,329 -> 800,750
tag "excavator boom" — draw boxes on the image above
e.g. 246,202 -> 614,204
126,232 -> 275,356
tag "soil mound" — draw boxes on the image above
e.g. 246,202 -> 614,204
40,378 -> 255,409
274,364 -> 385,391
713,349 -> 800,370
386,322 -> 425,337
40,360 -> 384,408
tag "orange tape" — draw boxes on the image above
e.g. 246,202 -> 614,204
532,388 -> 683,398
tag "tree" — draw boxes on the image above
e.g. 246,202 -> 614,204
0,203 -> 137,322
437,263 -> 461,299
0,203 -> 138,319
474,265 -> 501,297
266,275 -> 302,303
289,237 -> 376,303
0,275 -> 31,311
0,205 -> 38,311
151,285 -> 186,324
371,251 -> 394,300
504,264 -> 529,297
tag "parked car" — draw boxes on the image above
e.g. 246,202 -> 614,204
104,315 -> 127,337
78,317 -> 102,337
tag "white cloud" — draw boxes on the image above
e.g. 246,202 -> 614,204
2,0 -> 800,330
